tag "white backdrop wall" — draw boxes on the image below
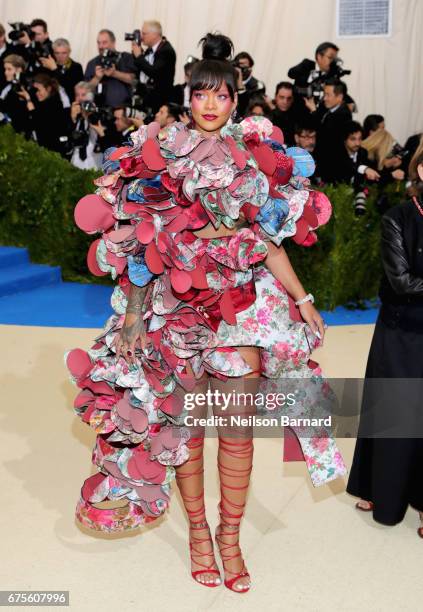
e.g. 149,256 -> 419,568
0,0 -> 421,143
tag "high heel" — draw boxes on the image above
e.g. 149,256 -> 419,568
214,437 -> 253,592
189,520 -> 222,587
214,517 -> 251,593
175,437 -> 221,587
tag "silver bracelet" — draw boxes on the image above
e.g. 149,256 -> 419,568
295,293 -> 314,306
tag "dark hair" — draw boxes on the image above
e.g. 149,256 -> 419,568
33,72 -> 59,95
294,118 -> 317,136
324,78 -> 346,97
166,102 -> 184,122
234,51 -> 254,68
245,96 -> 270,118
363,114 -> 384,139
189,33 -> 237,101
343,120 -> 363,140
315,42 -> 339,59
98,29 -> 115,43
0,23 -> 6,37
275,81 -> 294,96
30,18 -> 48,32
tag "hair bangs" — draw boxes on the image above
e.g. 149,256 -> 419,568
189,59 -> 236,100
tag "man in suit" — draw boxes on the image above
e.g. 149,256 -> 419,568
131,20 -> 176,114
288,41 -> 339,90
39,38 -> 84,103
270,81 -> 309,146
328,120 -> 380,186
0,22 -> 14,92
233,51 -> 265,117
305,79 -> 352,182
85,29 -> 136,108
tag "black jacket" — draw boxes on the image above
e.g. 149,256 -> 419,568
325,145 -> 370,187
312,102 -> 352,181
134,38 -> 176,113
51,59 -> 84,102
288,58 -> 316,87
378,198 -> 423,329
271,102 -> 309,146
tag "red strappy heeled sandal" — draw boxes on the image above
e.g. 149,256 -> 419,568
214,438 -> 253,593
176,437 -> 221,588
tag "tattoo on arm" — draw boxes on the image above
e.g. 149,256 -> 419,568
126,283 -> 148,315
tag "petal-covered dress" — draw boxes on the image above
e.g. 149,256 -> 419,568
65,116 -> 347,532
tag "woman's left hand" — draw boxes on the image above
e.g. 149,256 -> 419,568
299,301 -> 326,342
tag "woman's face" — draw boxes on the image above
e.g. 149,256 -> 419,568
4,63 -> 18,82
191,82 -> 236,137
34,82 -> 50,102
418,163 -> 423,182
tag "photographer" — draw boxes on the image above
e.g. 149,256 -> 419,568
288,41 -> 355,110
69,81 -> 106,169
154,102 -> 184,128
39,38 -> 83,102
0,54 -> 31,135
270,81 -> 309,146
293,118 -> 317,155
85,29 -> 136,108
130,20 -> 176,114
112,106 -> 137,146
10,18 -> 53,76
19,72 -> 71,156
232,51 -> 265,117
308,79 -> 352,182
0,23 -> 13,91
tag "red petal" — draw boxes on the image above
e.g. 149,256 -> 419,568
145,242 -> 164,274
74,194 -> 114,233
253,143 -> 277,176
136,221 -> 155,244
159,395 -> 183,416
302,205 -> 319,228
170,268 -> 192,293
292,218 -> 310,245
270,126 -> 284,144
225,136 -> 247,170
66,348 -> 92,379
87,239 -> 108,276
109,146 -> 132,160
142,139 -> 166,171
219,290 -> 237,325
167,214 -> 188,232
189,265 -> 209,289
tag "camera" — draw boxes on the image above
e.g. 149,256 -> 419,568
80,100 -> 113,125
232,59 -> 251,80
124,107 -> 146,121
8,22 -> 34,43
10,71 -> 30,93
295,58 -> 352,101
388,143 -> 409,160
97,49 -> 121,69
354,190 -> 368,216
125,29 -> 142,46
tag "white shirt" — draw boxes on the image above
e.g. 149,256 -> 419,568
139,40 -> 162,84
70,119 -> 102,170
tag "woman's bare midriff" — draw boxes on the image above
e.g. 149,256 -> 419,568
192,214 -> 248,239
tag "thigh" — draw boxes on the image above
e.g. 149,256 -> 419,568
209,346 -> 261,438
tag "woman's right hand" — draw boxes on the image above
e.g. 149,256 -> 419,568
114,312 -> 149,365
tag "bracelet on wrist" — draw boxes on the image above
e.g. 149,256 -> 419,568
295,293 -> 314,306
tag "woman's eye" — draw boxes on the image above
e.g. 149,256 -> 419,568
194,93 -> 205,99
218,95 -> 228,100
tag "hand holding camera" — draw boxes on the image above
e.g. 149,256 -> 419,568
39,55 -> 57,71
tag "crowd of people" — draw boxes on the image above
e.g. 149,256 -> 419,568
1,18 -> 422,212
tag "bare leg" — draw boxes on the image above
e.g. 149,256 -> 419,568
174,370 -> 221,586
212,346 -> 260,591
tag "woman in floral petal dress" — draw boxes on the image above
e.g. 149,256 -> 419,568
65,33 -> 346,593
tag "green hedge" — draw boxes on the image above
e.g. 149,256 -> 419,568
0,125 -> 406,308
